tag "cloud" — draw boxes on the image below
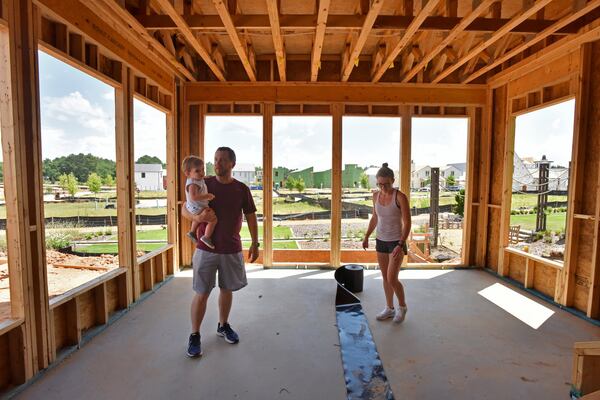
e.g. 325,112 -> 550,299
42,91 -> 112,133
133,99 -> 167,163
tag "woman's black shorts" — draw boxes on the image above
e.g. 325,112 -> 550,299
375,239 -> 408,255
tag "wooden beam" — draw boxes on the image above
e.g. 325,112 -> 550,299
488,17 -> 600,88
211,0 -> 256,81
35,0 -> 176,91
372,0 -> 442,82
432,0 -> 553,83
266,0 -> 286,81
341,0 -> 385,82
136,14 -> 581,34
310,0 -> 330,82
166,80 -> 180,273
497,114 -> 516,277
402,0 -> 496,83
89,0 -> 194,82
184,83 -> 487,105
262,103 -> 274,268
153,0 -> 225,81
331,103 -> 342,267
465,0 -> 600,83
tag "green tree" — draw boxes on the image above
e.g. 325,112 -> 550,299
59,173 -> 79,199
285,177 -> 297,191
43,153 -> 116,183
453,189 -> 465,217
294,177 -> 305,193
206,162 -> 215,176
103,174 -> 115,187
87,173 -> 103,208
445,175 -> 456,187
360,173 -> 369,189
136,155 -> 164,166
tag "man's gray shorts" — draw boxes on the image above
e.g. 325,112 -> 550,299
192,249 -> 247,294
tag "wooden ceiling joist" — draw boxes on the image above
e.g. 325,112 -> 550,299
340,0 -> 385,82
153,0 -> 226,81
431,0 -> 553,84
211,0 -> 257,81
310,0 -> 331,82
401,0 -> 496,83
464,0 -> 600,83
84,0 -> 196,82
136,14 -> 580,35
266,0 -> 286,81
371,0 -> 442,83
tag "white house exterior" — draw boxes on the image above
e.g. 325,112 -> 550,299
411,165 -> 431,189
440,165 -> 462,185
512,154 -> 570,192
233,163 -> 256,184
134,164 -> 163,191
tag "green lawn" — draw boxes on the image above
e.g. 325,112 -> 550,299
272,198 -> 327,214
510,194 -> 567,208
510,212 -> 567,231
0,202 -> 166,219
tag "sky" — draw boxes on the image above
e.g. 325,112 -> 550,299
14,50 -> 574,171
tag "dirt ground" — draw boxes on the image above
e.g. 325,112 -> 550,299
0,251 -> 119,323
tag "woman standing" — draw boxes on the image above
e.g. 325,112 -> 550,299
362,163 -> 411,323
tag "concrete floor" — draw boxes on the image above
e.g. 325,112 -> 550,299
17,268 -> 600,400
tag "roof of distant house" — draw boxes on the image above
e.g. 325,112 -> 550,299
233,163 -> 255,172
135,164 -> 163,173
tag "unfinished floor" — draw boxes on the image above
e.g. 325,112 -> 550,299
15,267 -> 600,400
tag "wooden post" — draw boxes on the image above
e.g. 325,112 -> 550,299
400,106 -> 411,267
115,66 -> 136,303
497,113 -> 516,277
463,107 -> 479,265
430,167 -> 440,248
1,0 -> 50,376
166,78 -> 180,272
262,103 -> 274,268
331,103 -> 342,268
476,89 -> 493,267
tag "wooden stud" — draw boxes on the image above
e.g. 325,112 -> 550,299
372,0 -> 442,82
331,103 -> 342,268
115,67 -> 136,303
262,103 -> 274,268
497,112 -> 515,277
265,0 -> 286,81
310,0 -> 330,82
8,324 -> 26,384
65,299 -> 81,346
341,0 -> 385,82
94,283 -> 108,325
211,0 -> 256,81
462,107 -> 478,265
433,0 -> 553,83
465,0 -> 600,84
402,0 -> 496,83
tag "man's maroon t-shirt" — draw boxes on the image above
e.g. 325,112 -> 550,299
196,176 -> 256,254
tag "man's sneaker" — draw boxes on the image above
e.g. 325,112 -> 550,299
186,231 -> 198,244
187,333 -> 202,357
376,307 -> 395,321
200,236 -> 215,249
393,306 -> 408,324
217,322 -> 239,344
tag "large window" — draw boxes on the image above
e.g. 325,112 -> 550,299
39,51 -> 119,299
272,116 -> 332,254
133,99 -> 168,255
508,99 -> 575,262
341,117 -> 400,251
410,118 -> 469,264
204,116 -> 264,250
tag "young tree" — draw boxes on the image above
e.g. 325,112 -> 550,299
59,173 -> 79,199
285,177 -> 297,191
103,174 -> 115,187
453,189 -> 465,217
87,173 -> 103,208
445,175 -> 456,187
360,173 -> 369,189
294,177 -> 305,193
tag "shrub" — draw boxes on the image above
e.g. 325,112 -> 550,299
46,232 -> 72,250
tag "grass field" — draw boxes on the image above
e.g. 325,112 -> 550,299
509,212 -> 567,231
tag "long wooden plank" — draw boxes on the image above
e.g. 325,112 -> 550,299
262,103 -> 274,268
432,0 -> 553,83
464,0 -> 600,84
331,104 -> 342,268
211,0 -> 256,81
372,0 -> 442,82
88,0 -> 195,82
310,0 -> 330,82
153,0 -> 225,82
185,83 -> 487,105
402,0 -> 495,83
265,0 -> 286,81
488,17 -> 600,88
399,106 -> 411,268
462,107 -> 478,265
137,14 -> 579,34
475,88 -> 493,266
166,81 -> 180,272
35,0 -> 174,92
341,0 -> 385,82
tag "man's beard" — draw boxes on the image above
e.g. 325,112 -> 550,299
215,169 -> 230,177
